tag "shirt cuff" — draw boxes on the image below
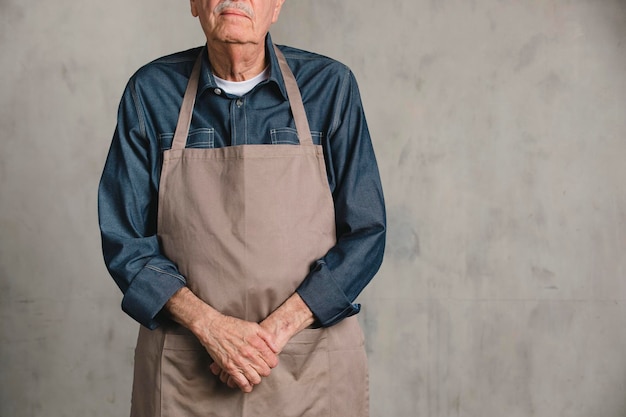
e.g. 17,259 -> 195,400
121,263 -> 186,329
296,260 -> 360,327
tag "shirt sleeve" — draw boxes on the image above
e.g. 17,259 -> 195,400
296,69 -> 386,327
98,79 -> 185,330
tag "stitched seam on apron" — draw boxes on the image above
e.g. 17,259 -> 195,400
164,153 -> 322,161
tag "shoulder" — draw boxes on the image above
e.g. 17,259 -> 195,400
274,44 -> 356,98
276,44 -> 351,78
128,47 -> 203,92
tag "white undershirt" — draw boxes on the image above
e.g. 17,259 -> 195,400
213,66 -> 270,97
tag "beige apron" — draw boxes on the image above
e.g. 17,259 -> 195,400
130,47 -> 369,417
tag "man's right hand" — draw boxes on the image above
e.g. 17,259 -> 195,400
165,287 -> 279,393
197,313 -> 279,392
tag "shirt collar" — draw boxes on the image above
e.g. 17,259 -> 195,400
197,33 -> 288,101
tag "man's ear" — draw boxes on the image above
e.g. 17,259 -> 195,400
190,0 -> 199,17
272,0 -> 286,23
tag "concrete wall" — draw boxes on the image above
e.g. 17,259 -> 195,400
1,1 -> 625,416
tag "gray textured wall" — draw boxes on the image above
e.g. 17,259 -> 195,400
1,1 -> 626,416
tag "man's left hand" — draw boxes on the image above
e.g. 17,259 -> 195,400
210,292 -> 315,390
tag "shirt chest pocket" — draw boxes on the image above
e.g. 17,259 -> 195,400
159,128 -> 215,150
270,127 -> 323,145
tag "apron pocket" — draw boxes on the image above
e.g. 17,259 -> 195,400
326,317 -> 370,417
161,331 -> 241,417
250,328 -> 330,416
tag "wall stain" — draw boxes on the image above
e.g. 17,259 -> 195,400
386,205 -> 420,262
61,63 -> 77,94
515,34 -> 549,71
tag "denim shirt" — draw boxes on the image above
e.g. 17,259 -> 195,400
98,34 -> 386,330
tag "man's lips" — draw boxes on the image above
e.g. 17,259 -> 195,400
219,9 -> 251,18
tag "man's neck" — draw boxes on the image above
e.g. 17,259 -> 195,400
206,41 -> 267,82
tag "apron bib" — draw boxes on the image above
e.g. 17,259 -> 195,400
130,47 -> 369,417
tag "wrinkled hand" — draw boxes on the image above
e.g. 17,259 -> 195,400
165,287 -> 279,393
199,314 -> 279,393
209,317 -> 291,390
210,293 -> 315,390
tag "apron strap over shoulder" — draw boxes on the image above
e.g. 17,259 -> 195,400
172,52 -> 203,151
274,46 -> 314,146
172,46 -> 314,150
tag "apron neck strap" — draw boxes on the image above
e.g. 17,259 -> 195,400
274,46 -> 313,146
172,46 -> 313,150
172,52 -> 202,150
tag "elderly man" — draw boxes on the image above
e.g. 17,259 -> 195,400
98,0 -> 385,415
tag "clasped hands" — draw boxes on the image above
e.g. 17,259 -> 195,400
166,287 -> 314,393
205,314 -> 288,393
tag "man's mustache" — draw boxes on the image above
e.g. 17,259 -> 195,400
214,1 -> 254,18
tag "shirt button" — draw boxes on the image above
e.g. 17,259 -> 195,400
236,99 -> 243,107
214,88 -> 222,95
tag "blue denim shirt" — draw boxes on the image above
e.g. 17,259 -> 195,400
98,34 -> 386,330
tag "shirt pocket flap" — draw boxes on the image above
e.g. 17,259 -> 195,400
159,128 -> 215,150
270,127 -> 323,145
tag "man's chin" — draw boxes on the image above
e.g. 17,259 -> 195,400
211,30 -> 261,47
